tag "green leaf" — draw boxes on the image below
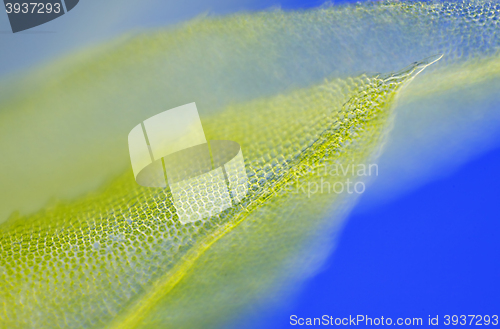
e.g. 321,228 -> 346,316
0,1 -> 499,328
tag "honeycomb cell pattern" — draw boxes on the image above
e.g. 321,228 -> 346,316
0,0 -> 499,327
0,58 -> 433,328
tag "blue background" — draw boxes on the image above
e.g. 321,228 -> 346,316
245,143 -> 500,328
